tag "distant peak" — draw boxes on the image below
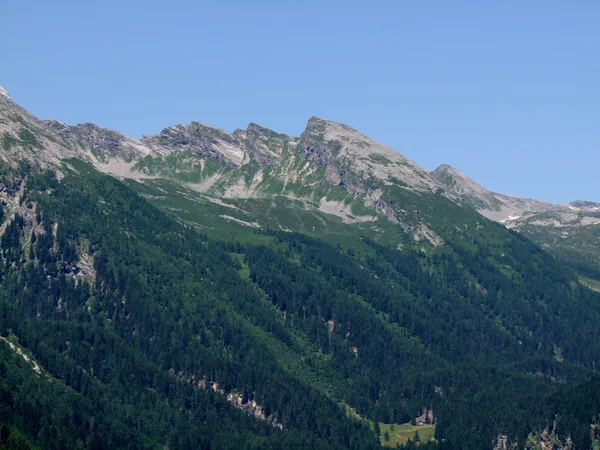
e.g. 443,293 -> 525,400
430,163 -> 501,210
302,116 -> 374,147
432,164 -> 462,175
433,163 -> 453,172
245,122 -> 291,139
306,116 -> 358,132
247,122 -> 266,130
246,123 -> 271,133
0,84 -> 11,99
431,164 -> 477,184
190,121 -> 221,130
568,200 -> 600,210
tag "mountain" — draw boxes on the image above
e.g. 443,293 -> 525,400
1,85 -> 600,450
38,105 -> 455,246
431,164 -> 600,277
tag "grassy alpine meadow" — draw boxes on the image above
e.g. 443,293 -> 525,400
379,423 -> 437,447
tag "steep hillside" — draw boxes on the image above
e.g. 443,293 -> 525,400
2,159 -> 600,449
0,161 -> 382,450
431,164 -> 600,276
2,86 -> 600,449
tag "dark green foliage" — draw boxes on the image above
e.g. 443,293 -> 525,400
1,160 -> 600,449
17,129 -> 41,149
0,163 -> 379,449
1,132 -> 19,151
0,424 -> 39,450
545,376 -> 600,449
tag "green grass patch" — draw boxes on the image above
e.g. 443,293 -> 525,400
369,153 -> 393,166
18,128 -> 41,149
379,423 -> 436,447
1,132 -> 19,150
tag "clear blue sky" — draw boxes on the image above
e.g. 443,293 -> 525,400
2,1 -> 598,202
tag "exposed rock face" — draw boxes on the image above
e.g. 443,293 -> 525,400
415,407 -> 435,425
569,200 -> 600,211
45,120 -> 154,159
293,117 -> 449,243
298,116 -> 438,193
233,123 -> 297,165
141,122 -> 247,166
0,85 -> 10,100
493,434 -> 510,450
0,91 -> 84,166
524,428 -> 575,450
431,163 -> 504,211
172,371 -> 284,430
0,337 -> 42,375
494,428 -> 578,450
0,178 -> 44,238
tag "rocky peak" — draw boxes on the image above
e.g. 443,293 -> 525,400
245,123 -> 274,134
298,116 -> 437,192
0,84 -> 10,100
43,119 -> 70,133
431,164 -> 484,193
431,163 -> 504,211
141,122 -> 247,166
431,164 -> 464,181
568,200 -> 600,211
304,116 -> 356,136
45,120 -> 154,159
233,123 -> 297,165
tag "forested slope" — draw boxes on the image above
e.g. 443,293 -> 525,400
1,159 -> 600,449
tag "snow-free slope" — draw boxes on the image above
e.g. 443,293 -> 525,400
4,86 -> 600,448
4,84 -> 600,272
432,163 -> 600,273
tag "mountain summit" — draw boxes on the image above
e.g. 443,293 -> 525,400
299,117 -> 438,193
0,84 -> 10,99
431,163 -> 505,211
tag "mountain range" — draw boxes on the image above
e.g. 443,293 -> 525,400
5,83 -> 598,277
1,83 -> 599,450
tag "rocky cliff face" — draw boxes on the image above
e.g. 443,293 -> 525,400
45,120 -> 154,160
0,87 -> 85,166
233,123 -> 297,165
569,200 -> 600,212
141,122 -> 247,166
0,85 -> 11,100
298,116 -> 439,194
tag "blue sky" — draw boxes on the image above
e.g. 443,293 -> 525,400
2,1 -> 598,202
